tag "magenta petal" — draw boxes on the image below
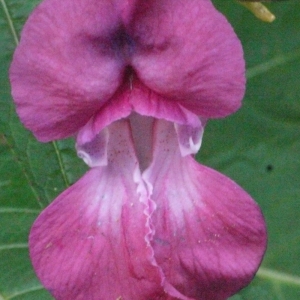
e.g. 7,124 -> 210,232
144,120 -> 267,300
29,120 -> 166,299
130,81 -> 203,129
10,0 -> 127,141
10,0 -> 245,142
131,0 -> 245,117
76,81 -> 203,148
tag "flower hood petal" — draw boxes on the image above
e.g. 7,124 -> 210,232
76,80 -> 204,148
10,0 -> 244,142
142,120 -> 267,300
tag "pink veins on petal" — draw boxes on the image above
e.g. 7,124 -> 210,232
9,0 -> 267,299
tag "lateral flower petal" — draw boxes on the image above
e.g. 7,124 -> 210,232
29,120 -> 166,300
142,120 -> 267,300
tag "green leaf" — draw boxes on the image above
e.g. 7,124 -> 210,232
0,0 -> 86,298
206,1 -> 300,299
0,0 -> 299,299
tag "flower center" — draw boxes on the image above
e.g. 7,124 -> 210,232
129,113 -> 154,171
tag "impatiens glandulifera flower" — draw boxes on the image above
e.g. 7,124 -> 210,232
9,0 -> 267,299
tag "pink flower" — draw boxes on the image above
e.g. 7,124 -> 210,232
10,0 -> 267,299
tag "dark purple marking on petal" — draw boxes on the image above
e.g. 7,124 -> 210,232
10,0 -> 245,142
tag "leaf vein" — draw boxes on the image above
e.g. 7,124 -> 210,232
257,267 -> 300,287
0,0 -> 19,45
247,49 -> 300,79
3,133 -> 42,208
53,141 -> 70,188
6,286 -> 47,300
0,207 -> 40,214
0,243 -> 28,251
0,290 -> 6,300
1,1 -> 70,205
